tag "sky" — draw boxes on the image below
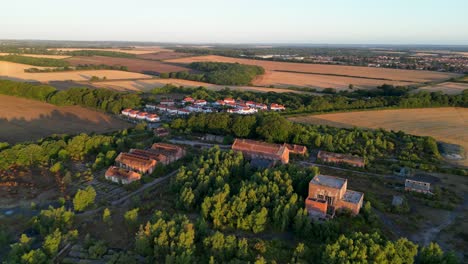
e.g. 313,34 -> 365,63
2,0 -> 468,45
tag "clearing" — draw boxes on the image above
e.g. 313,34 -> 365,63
166,55 -> 459,90
66,56 -> 190,74
289,107 -> 468,166
417,82 -> 468,94
0,95 -> 132,143
0,61 -> 152,82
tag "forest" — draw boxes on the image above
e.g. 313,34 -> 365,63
161,62 -> 265,85
0,55 -> 69,67
65,50 -> 137,58
25,64 -> 129,73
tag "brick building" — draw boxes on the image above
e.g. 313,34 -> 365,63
317,150 -> 365,167
232,139 -> 307,165
305,174 -> 364,220
115,152 -> 157,174
105,166 -> 141,184
151,143 -> 185,163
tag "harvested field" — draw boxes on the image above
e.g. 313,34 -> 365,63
137,51 -> 194,61
0,95 -> 132,143
48,47 -> 171,55
90,78 -> 306,94
0,61 -> 152,82
289,107 -> 468,166
417,82 -> 468,94
66,56 -> 190,74
167,55 -> 459,89
0,53 -> 70,59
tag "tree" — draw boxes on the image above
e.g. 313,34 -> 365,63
43,229 -> 62,257
73,186 -> 96,212
419,242 -> 458,264
21,249 -> 47,264
256,114 -> 291,142
124,208 -> 139,228
102,208 -> 112,225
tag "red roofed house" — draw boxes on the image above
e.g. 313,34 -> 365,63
317,151 -> 365,168
105,166 -> 141,184
270,103 -> 286,111
224,98 -> 236,104
121,109 -> 132,116
305,174 -> 364,220
136,112 -> 148,120
145,114 -> 160,122
183,97 -> 195,104
115,152 -> 157,174
160,99 -> 175,106
232,139 -> 290,164
128,110 -> 139,118
194,99 -> 207,106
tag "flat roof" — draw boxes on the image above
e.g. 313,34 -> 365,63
310,174 -> 346,189
342,190 -> 364,204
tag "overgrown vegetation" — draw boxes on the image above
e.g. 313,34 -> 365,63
25,64 -> 128,73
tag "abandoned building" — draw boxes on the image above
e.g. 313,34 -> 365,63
105,166 -> 141,185
405,179 -> 432,194
151,143 -> 185,163
154,127 -> 170,137
305,174 -> 364,220
231,139 -> 307,165
317,150 -> 365,167
115,152 -> 157,175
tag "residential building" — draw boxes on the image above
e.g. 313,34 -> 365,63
145,104 -> 156,111
317,150 -> 365,167
160,99 -> 175,106
182,97 -> 195,104
224,98 -> 236,104
145,114 -> 160,122
227,107 -> 258,115
305,174 -> 364,220
128,110 -> 139,118
121,109 -> 132,116
270,103 -> 286,111
405,179 -> 432,194
136,112 -> 148,120
194,99 -> 207,106
105,166 -> 141,185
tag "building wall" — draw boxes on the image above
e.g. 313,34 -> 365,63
308,183 -> 345,206
336,197 -> 363,215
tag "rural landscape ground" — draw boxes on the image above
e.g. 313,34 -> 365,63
0,42 -> 467,263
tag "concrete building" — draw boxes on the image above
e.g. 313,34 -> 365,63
305,174 -> 364,220
405,179 -> 432,194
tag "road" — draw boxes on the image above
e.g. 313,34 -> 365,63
298,161 -> 399,180
169,139 -> 231,149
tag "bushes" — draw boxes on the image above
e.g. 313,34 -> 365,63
0,54 -> 70,67
0,80 -> 56,101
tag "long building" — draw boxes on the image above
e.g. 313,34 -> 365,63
105,166 -> 141,184
305,174 -> 364,220
115,152 -> 157,174
231,139 -> 307,165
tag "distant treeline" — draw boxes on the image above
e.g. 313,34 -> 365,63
0,55 -> 69,67
0,80 -> 140,114
25,64 -> 128,73
65,50 -> 136,58
160,62 -> 265,85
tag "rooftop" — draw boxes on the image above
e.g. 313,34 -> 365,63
232,139 -> 286,157
342,190 -> 364,204
105,166 -> 141,181
310,174 -> 347,189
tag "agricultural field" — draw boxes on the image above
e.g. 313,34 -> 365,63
0,61 -> 152,82
0,95 -> 132,143
167,55 -> 459,90
66,56 -> 190,74
289,107 -> 468,166
417,82 -> 468,94
0,52 -> 70,59
90,78 -> 306,93
47,46 -> 171,54
136,51 -> 194,60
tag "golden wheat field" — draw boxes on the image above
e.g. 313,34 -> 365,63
0,95 -> 131,143
47,47 -> 172,55
166,55 -> 459,88
417,82 -> 468,94
91,78 -> 305,94
0,61 -> 152,82
289,107 -> 468,166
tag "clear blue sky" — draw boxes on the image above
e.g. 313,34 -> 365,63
2,0 -> 467,44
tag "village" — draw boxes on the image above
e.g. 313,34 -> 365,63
120,97 -> 286,122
